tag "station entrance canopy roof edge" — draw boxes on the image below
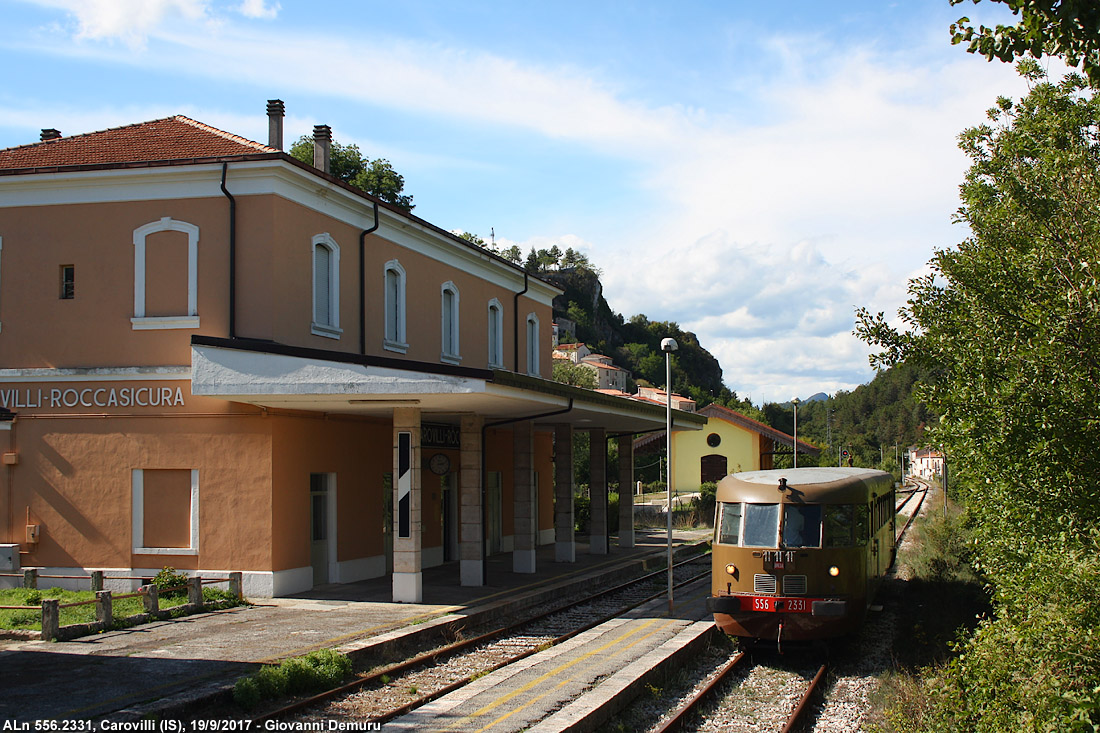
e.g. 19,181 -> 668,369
190,336 -> 705,434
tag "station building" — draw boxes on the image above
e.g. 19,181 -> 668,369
0,104 -> 703,599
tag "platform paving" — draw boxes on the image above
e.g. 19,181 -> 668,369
388,578 -> 716,733
0,528 -> 711,723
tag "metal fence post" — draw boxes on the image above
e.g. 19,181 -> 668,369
95,590 -> 112,628
41,598 -> 59,641
187,577 -> 202,606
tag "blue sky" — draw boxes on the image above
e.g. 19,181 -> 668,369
1,0 -> 1048,403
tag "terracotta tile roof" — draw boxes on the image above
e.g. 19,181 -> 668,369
698,402 -> 820,454
0,116 -> 276,170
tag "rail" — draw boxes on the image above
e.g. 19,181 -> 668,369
653,651 -> 747,733
781,663 -> 828,733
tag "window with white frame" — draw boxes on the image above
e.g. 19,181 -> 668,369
131,217 -> 200,330
384,259 -> 408,353
487,298 -> 503,368
311,233 -> 341,339
526,312 -> 540,376
440,281 -> 460,364
132,468 -> 199,555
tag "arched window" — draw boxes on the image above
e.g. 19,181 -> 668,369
384,259 -> 408,353
701,454 -> 728,484
441,281 -> 460,364
487,298 -> 503,369
131,217 -> 200,330
311,233 -> 341,339
526,312 -> 540,376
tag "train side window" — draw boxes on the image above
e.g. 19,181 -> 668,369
823,505 -> 855,547
854,504 -> 870,546
743,503 -> 780,547
716,502 -> 742,545
782,504 -> 822,548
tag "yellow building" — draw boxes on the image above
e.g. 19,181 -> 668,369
636,402 -> 819,495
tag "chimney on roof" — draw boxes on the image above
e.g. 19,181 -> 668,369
40,129 -> 61,141
313,125 -> 331,174
266,99 -> 284,150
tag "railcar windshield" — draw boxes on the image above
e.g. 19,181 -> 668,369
742,503 -> 780,547
716,502 -> 741,545
782,504 -> 822,548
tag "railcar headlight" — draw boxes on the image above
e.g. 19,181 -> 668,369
725,563 -> 737,576
829,566 -> 840,577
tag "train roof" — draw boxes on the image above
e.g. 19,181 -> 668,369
716,467 -> 893,504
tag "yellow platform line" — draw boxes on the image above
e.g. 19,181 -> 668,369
469,582 -> 713,732
448,583 -> 712,733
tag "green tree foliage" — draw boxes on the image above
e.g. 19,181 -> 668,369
457,231 -> 485,247
551,360 -> 597,389
615,315 -> 725,398
762,363 -> 934,469
289,135 -> 414,211
950,0 -> 1100,86
857,63 -> 1100,729
523,246 -> 596,275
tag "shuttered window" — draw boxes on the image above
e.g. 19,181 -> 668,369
314,244 -> 331,325
310,234 -> 341,339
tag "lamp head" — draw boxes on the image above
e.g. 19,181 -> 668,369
660,337 -> 678,353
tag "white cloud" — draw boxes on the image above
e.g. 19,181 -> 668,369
30,0 -> 210,49
237,0 -> 278,20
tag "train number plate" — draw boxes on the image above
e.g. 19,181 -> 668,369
743,596 -> 817,613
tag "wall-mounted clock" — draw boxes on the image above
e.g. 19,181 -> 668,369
429,452 -> 451,475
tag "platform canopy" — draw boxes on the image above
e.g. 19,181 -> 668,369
191,336 -> 706,434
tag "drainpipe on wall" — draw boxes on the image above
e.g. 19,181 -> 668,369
359,201 -> 380,355
513,271 -> 529,372
220,163 -> 237,339
1,409 -> 14,547
480,398 -> 574,583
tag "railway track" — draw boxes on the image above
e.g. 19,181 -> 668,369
243,551 -> 712,726
645,651 -> 827,733
895,484 -> 927,546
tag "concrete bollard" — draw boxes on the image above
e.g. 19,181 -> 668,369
228,572 -> 243,600
23,568 -> 37,589
95,590 -> 112,628
141,584 -> 159,614
90,571 -> 104,592
41,598 -> 59,641
187,577 -> 202,607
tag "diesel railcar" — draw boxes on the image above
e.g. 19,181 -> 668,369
705,467 -> 895,644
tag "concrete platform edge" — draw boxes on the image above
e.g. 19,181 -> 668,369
528,620 -> 720,733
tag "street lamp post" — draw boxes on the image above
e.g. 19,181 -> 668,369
661,337 -> 678,614
791,397 -> 801,469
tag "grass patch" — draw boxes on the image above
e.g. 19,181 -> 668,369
0,585 -> 243,631
233,649 -> 353,710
